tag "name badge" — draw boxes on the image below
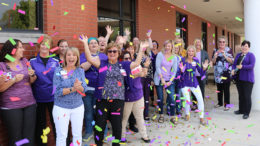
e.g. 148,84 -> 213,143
60,70 -> 68,79
192,61 -> 196,67
120,69 -> 127,76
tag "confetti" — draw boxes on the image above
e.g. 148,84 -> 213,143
10,97 -> 21,101
99,66 -> 108,73
247,124 -> 254,128
15,138 -> 29,146
85,78 -> 89,84
64,11 -> 69,15
170,5 -> 175,8
1,3 -> 9,6
13,3 -> 16,10
183,5 -> 186,9
49,47 -> 59,53
18,9 -> 26,15
207,22 -> 211,27
175,32 -> 180,36
77,90 -> 86,96
9,38 -> 16,46
201,75 -> 206,80
95,125 -> 103,132
29,42 -> 34,46
81,4 -> 85,10
11,49 -> 17,55
221,76 -> 227,80
5,54 -> 16,62
181,17 -> 186,23
51,0 -> 53,6
41,135 -> 47,143
98,109 -> 103,115
111,112 -> 120,115
38,36 -> 44,43
162,67 -> 167,72
235,16 -> 242,22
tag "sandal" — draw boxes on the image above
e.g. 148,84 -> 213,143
158,116 -> 164,123
170,118 -> 177,125
185,115 -> 190,121
200,119 -> 207,126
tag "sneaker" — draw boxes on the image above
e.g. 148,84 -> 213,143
234,110 -> 243,115
243,114 -> 249,119
141,137 -> 151,143
224,107 -> 230,111
82,133 -> 93,142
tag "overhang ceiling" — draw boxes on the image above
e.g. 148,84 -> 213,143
166,0 -> 244,36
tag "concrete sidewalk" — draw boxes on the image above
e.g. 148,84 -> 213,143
83,83 -> 260,146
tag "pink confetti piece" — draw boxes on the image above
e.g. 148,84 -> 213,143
37,36 -> 44,43
29,42 -> 34,46
183,5 -> 186,9
111,112 -> 120,115
176,100 -> 181,102
51,32 -> 59,37
10,97 -> 21,101
13,3 -> 16,10
11,49 -> 17,55
170,5 -> 175,8
50,47 -> 59,53
99,66 -> 108,73
18,9 -> 25,15
15,138 -> 29,146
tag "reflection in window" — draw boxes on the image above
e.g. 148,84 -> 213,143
98,17 -> 120,41
0,0 -> 41,31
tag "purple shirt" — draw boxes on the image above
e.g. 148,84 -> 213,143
232,52 -> 255,83
0,58 -> 36,109
179,57 -> 206,88
161,55 -> 174,81
125,77 -> 143,102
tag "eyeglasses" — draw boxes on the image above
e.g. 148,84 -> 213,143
219,41 -> 225,43
124,57 -> 131,61
107,50 -> 118,54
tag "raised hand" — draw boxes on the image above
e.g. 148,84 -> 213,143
179,62 -> 185,72
202,60 -> 209,70
73,78 -> 82,90
79,34 -> 88,44
140,41 -> 149,52
146,29 -> 152,38
28,69 -> 35,76
106,25 -> 114,35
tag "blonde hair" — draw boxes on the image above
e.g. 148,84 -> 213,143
185,45 -> 196,59
162,40 -> 175,55
37,35 -> 53,49
63,47 -> 80,67
174,37 -> 185,49
194,38 -> 204,50
105,41 -> 122,56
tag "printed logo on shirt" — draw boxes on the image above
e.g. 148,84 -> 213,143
192,61 -> 196,67
60,70 -> 68,79
120,69 -> 127,76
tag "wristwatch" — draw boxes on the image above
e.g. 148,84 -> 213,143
70,88 -> 72,92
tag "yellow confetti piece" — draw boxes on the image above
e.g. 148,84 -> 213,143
221,76 -> 227,80
81,4 -> 85,10
104,108 -> 107,112
157,7 -> 160,10
0,27 -> 2,31
1,3 -> 9,6
170,76 -> 175,82
158,108 -> 161,112
130,74 -> 135,79
85,78 -> 89,84
165,28 -> 169,31
129,42 -> 133,46
174,43 -> 181,47
152,115 -> 157,120
162,66 -> 167,72
43,127 -> 50,135
41,135 -> 47,143
168,10 -> 170,12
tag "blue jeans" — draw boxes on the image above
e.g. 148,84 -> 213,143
174,80 -> 182,113
82,90 -> 96,134
156,82 -> 176,116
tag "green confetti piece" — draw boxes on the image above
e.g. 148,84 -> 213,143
64,11 -> 68,15
247,124 -> 254,128
167,55 -> 174,61
95,125 -> 102,132
46,54 -> 56,58
235,16 -> 243,22
112,139 -> 120,143
213,33 -> 215,38
187,69 -> 193,72
5,54 -> 16,62
166,89 -> 171,94
227,129 -> 235,133
175,32 -> 180,36
187,133 -> 194,138
45,42 -> 50,49
197,63 -> 201,67
166,131 -> 168,135
182,102 -> 186,107
9,38 -> 16,46
169,121 -> 174,127
150,85 -> 153,90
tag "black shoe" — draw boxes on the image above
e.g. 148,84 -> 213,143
141,137 -> 151,143
234,110 -> 243,115
144,117 -> 150,121
129,126 -> 139,133
243,114 -> 249,119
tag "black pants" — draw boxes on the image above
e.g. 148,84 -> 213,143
128,112 -> 136,127
236,80 -> 254,115
35,102 -> 56,146
217,82 -> 230,107
142,77 -> 152,117
94,99 -> 124,146
1,104 -> 36,146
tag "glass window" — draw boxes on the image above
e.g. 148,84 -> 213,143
98,0 -> 120,18
0,0 -> 42,31
176,11 -> 187,49
98,17 -> 120,41
98,0 -> 136,40
201,22 -> 207,51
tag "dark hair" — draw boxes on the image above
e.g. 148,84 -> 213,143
57,39 -> 67,46
152,40 -> 159,49
241,40 -> 251,48
120,51 -> 132,61
0,39 -> 22,62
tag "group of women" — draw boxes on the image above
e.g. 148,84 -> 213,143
0,25 -> 255,146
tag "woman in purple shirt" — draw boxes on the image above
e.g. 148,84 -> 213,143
179,45 -> 209,125
232,40 -> 255,119
79,34 -> 147,146
0,39 -> 37,146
